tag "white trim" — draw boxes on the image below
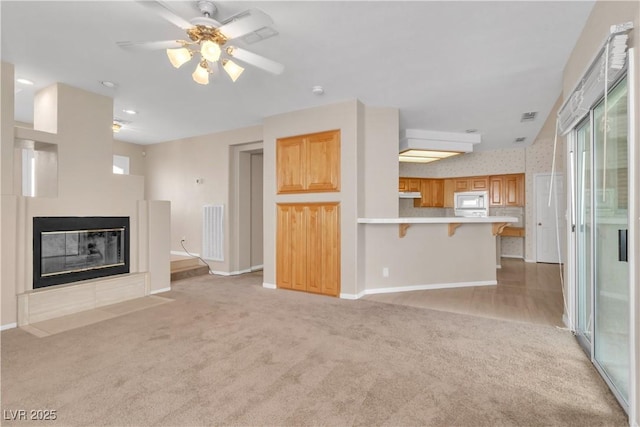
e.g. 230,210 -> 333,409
251,264 -> 264,271
524,258 -> 537,263
496,264 -> 502,269
1,323 -> 17,331
262,282 -> 276,289
171,250 -> 201,257
211,269 -> 252,276
501,254 -> 525,259
363,281 -> 496,296
150,287 -> 171,295
626,47 -> 637,427
340,291 -> 366,300
562,313 -> 571,330
340,281 -> 497,300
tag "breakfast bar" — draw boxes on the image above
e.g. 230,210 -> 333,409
354,216 -> 518,298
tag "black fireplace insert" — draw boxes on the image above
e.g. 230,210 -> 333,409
33,217 -> 130,289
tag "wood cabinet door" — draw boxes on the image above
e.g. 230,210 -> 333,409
431,179 -> 444,207
407,178 -> 421,192
470,177 -> 489,191
454,179 -> 470,192
489,176 -> 504,206
276,137 -> 306,193
414,179 -> 432,207
504,174 -> 524,206
443,179 -> 455,208
305,130 -> 340,192
276,203 -> 340,297
398,178 -> 408,192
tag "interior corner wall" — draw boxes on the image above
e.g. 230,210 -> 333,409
144,125 -> 262,273
262,100 -> 360,295
561,0 -> 640,423
113,139 -> 147,178
250,153 -> 264,269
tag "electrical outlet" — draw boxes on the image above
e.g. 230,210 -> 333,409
382,267 -> 389,278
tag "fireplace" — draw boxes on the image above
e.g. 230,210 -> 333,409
33,217 -> 130,289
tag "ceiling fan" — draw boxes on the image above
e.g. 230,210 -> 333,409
117,0 -> 284,85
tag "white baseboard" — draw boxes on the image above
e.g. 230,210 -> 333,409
1,322 -> 17,331
524,258 -> 536,263
501,254 -> 525,259
363,281 -> 497,297
262,282 -> 276,289
496,264 -> 502,269
171,250 -> 200,257
340,291 -> 366,300
251,264 -> 264,271
562,313 -> 571,330
211,268 -> 252,276
151,287 -> 171,295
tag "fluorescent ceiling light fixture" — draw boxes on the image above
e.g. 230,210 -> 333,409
16,78 -> 34,85
399,129 -> 481,163
398,156 -> 439,163
223,59 -> 244,82
400,150 -> 461,159
167,47 -> 193,68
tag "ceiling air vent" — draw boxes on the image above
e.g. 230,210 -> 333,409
514,137 -> 526,144
520,111 -> 537,122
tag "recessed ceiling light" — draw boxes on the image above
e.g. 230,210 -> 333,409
311,86 -> 324,95
16,78 -> 34,85
465,129 -> 478,133
101,80 -> 117,89
122,109 -> 137,115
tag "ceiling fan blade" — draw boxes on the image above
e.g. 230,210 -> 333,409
117,40 -> 185,51
227,47 -> 284,75
135,0 -> 192,30
218,9 -> 273,40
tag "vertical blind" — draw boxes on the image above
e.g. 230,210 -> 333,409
557,22 -> 633,136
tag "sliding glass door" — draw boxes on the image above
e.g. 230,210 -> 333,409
574,76 -> 629,408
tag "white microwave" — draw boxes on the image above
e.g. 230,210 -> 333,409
454,191 -> 489,217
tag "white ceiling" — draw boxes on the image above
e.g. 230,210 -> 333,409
1,1 -> 594,150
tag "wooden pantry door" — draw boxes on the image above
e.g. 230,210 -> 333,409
276,202 -> 340,297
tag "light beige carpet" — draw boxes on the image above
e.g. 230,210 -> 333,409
1,272 -> 627,426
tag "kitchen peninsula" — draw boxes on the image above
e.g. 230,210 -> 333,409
354,215 -> 517,298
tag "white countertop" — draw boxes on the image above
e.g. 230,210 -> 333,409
358,216 -> 519,224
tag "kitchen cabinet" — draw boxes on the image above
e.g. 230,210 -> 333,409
489,173 -> 524,207
399,177 -> 421,192
277,130 -> 340,194
469,176 -> 489,191
414,179 -> 444,207
277,202 -> 340,296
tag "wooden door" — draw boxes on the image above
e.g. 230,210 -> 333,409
489,176 -> 504,206
276,137 -> 306,193
470,176 -> 489,191
306,130 -> 340,192
504,174 -> 524,206
276,203 -> 340,297
430,179 -> 444,207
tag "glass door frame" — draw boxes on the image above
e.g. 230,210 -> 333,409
569,71 -> 634,414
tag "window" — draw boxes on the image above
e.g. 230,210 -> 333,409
113,155 -> 130,175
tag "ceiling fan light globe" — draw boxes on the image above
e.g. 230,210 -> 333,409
223,59 -> 244,82
192,62 -> 210,85
200,40 -> 221,62
166,47 -> 192,68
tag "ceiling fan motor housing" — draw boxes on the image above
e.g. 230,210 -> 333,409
197,0 -> 217,18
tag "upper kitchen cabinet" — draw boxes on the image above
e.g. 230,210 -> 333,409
277,130 -> 340,194
414,179 -> 444,207
489,173 -> 524,207
399,177 -> 421,192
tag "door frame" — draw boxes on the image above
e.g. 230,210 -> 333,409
534,172 -> 565,263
